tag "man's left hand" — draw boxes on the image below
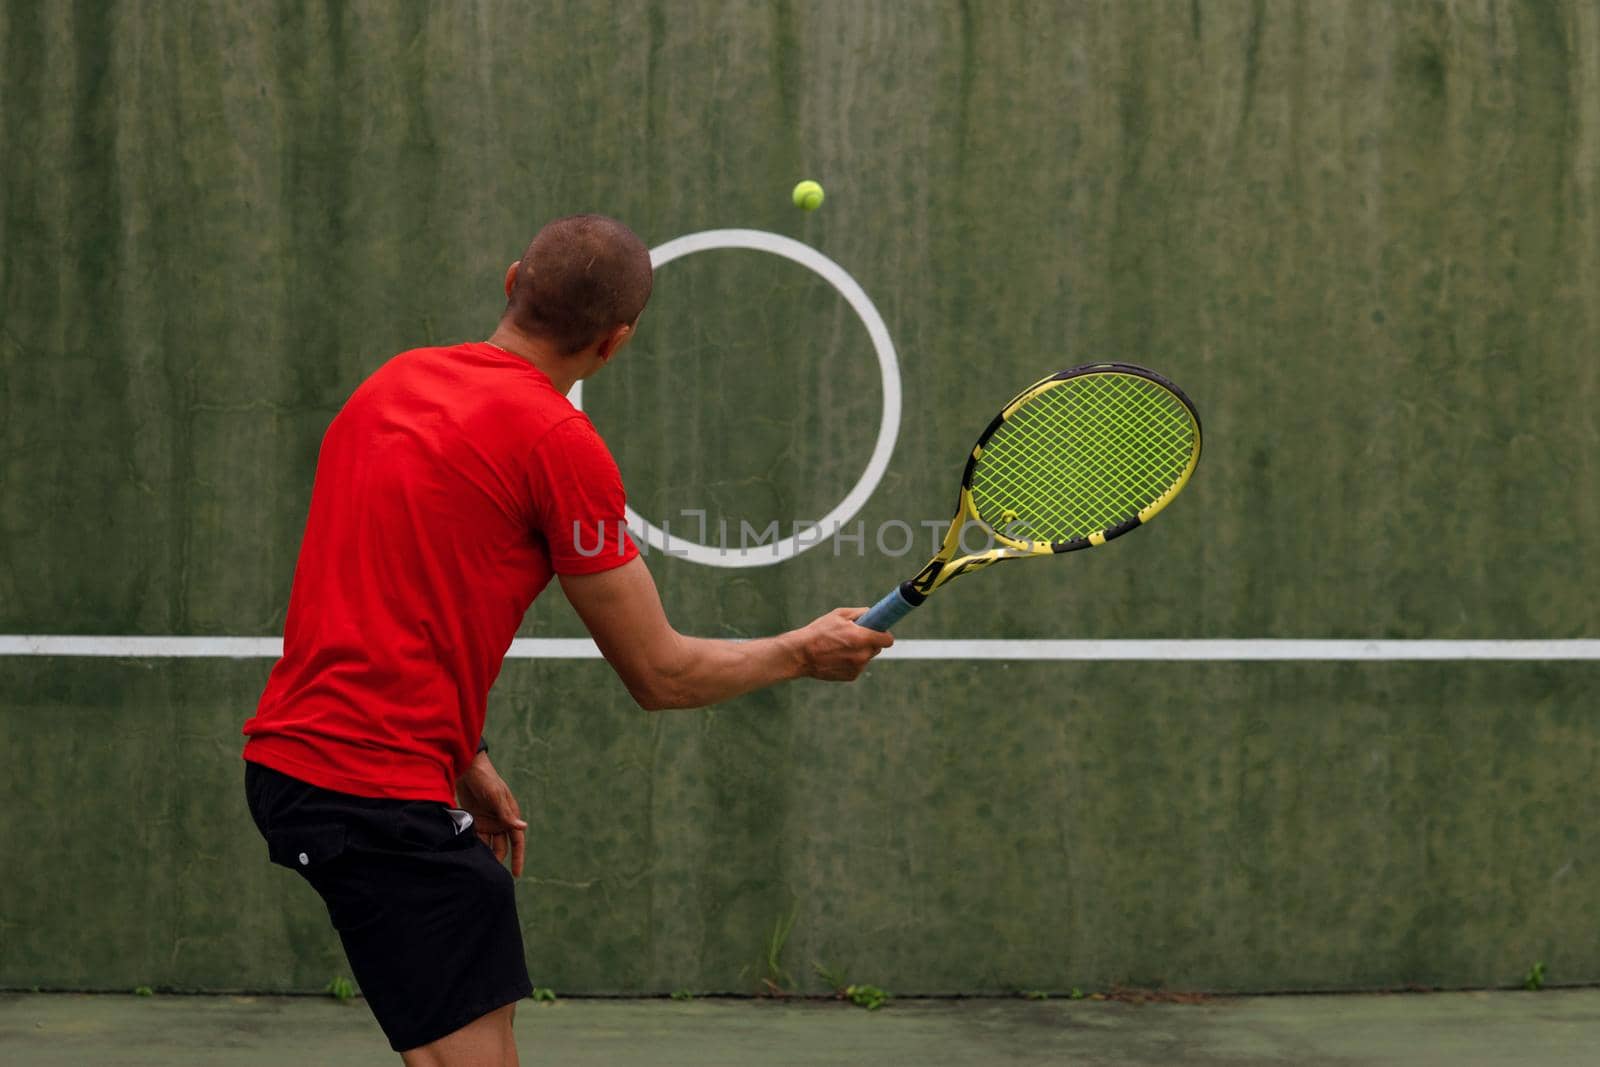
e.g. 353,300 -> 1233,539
455,750 -> 527,877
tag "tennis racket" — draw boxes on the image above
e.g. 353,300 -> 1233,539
856,362 -> 1202,631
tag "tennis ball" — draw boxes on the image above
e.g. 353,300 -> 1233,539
792,180 -> 825,211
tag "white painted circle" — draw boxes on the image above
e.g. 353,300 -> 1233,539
570,228 -> 902,568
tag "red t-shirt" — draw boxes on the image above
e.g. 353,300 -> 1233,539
242,341 -> 637,803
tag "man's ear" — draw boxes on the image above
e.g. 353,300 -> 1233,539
595,323 -> 633,363
503,262 -> 520,299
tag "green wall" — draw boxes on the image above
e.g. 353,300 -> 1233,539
3,0 -> 1597,993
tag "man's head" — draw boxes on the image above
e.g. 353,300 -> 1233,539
501,215 -> 653,365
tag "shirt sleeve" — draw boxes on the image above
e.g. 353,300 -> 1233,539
526,416 -> 640,575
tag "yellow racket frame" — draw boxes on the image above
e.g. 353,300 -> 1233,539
863,363 -> 1201,626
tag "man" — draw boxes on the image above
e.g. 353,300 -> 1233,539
241,215 -> 893,1066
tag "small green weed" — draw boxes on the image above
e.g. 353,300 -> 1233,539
1023,990 -> 1049,1000
1068,987 -> 1086,1000
670,989 -> 695,1001
759,908 -> 799,995
813,961 -> 888,1010
325,976 -> 356,1002
1524,962 -> 1546,991
133,986 -> 154,997
530,987 -> 558,1003
845,984 -> 889,1011
813,961 -> 848,993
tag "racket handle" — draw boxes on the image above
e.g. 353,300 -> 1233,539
857,585 -> 918,631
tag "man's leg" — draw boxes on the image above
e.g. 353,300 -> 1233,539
401,1002 -> 518,1067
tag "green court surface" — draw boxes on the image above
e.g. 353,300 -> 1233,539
3,991 -> 1598,1066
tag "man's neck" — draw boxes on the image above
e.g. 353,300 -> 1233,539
484,325 -> 584,395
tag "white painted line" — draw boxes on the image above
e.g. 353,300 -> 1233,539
0,636 -> 285,658
1,637 -> 1597,661
875,640 -> 1600,661
508,639 -> 605,659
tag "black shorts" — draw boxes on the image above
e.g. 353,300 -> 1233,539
244,760 -> 532,1051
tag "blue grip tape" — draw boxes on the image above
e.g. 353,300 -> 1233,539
857,586 -> 917,631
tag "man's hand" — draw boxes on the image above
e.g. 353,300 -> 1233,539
793,608 -> 895,681
455,750 -> 527,877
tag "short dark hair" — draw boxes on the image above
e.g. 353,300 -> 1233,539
504,215 -> 653,354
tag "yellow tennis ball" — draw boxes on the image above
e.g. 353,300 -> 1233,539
792,180 -> 824,211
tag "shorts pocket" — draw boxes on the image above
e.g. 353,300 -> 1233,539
265,823 -> 349,872
436,808 -> 483,852
377,803 -> 480,854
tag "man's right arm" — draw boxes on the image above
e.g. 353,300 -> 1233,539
559,557 -> 894,711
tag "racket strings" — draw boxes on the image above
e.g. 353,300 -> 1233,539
969,375 -> 1194,543
1008,379 -> 1190,535
1024,380 -> 1191,533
